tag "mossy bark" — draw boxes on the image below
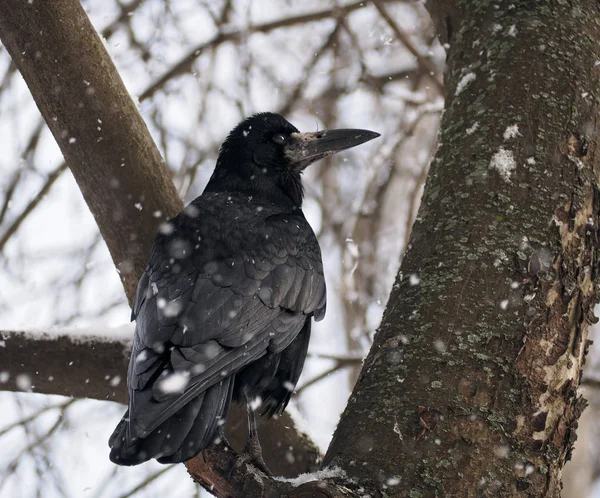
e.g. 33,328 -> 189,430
324,1 -> 600,496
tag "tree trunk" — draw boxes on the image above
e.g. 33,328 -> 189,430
324,1 -> 600,496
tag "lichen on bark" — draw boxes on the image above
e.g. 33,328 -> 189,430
324,2 -> 600,496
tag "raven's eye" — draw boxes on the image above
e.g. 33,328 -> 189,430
272,133 -> 287,145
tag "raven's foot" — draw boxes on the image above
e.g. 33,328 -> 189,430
227,402 -> 272,478
243,431 -> 272,475
227,451 -> 272,480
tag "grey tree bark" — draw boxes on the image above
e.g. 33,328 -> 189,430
324,1 -> 600,496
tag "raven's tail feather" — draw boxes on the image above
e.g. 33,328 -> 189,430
108,378 -> 233,466
261,318 -> 311,417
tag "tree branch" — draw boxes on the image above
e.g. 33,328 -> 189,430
138,0 -> 375,102
0,0 -> 183,302
0,162 -> 68,253
0,327 -> 319,479
0,329 -> 131,402
371,0 -> 444,95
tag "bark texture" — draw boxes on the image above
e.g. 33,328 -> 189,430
325,1 -> 600,496
0,0 -> 320,488
0,329 -> 131,402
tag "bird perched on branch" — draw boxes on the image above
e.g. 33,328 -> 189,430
109,112 -> 379,467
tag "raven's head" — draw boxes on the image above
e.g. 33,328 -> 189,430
213,112 -> 379,206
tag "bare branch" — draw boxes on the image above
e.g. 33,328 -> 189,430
0,329 -> 131,402
138,0 -> 375,102
0,0 -> 183,301
0,162 -> 67,253
0,327 -> 321,480
371,0 -> 444,95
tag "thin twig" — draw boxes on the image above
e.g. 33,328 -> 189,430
117,465 -> 178,498
371,0 -> 444,95
0,399 -> 72,438
101,0 -> 147,39
138,0 -> 373,102
295,363 -> 349,395
0,162 -> 67,252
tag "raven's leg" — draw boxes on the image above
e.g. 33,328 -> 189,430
227,396 -> 272,478
243,399 -> 271,475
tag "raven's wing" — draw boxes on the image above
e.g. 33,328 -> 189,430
126,211 -> 325,439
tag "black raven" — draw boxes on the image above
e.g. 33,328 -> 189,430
109,112 -> 379,466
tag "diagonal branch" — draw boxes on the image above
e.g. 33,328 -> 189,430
371,0 -> 444,95
0,0 -> 183,301
0,162 -> 68,253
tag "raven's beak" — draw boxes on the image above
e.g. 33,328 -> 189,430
285,128 -> 380,171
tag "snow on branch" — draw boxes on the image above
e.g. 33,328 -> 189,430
0,328 -> 132,403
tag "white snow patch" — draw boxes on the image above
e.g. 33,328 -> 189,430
183,204 -> 200,217
393,418 -> 403,441
433,339 -> 446,352
249,396 -> 262,411
274,466 -> 346,486
409,274 -> 420,286
466,121 -> 479,135
386,476 -> 401,486
455,72 -> 476,96
500,299 -> 509,310
492,23 -> 502,33
162,299 -> 182,318
495,445 -> 510,458
1,326 -> 133,346
16,373 -> 32,391
159,222 -> 175,235
489,147 -> 516,182
135,350 -> 148,364
526,157 -> 536,165
157,371 -> 190,394
503,124 -> 521,140
507,24 -> 518,37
